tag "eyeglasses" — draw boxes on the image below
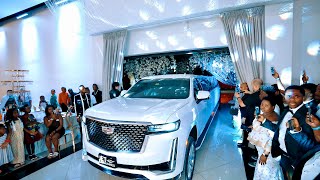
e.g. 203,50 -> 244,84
285,94 -> 303,99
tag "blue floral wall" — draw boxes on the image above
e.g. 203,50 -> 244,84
123,47 -> 238,86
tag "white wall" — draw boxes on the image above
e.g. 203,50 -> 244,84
292,0 -> 320,85
125,3 -> 294,86
0,2 -> 103,104
125,15 -> 227,56
264,3 -> 293,86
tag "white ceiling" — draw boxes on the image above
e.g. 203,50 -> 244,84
0,0 -> 46,19
83,0 -> 293,35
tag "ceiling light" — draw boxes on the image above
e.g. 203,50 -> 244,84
139,10 -> 150,21
16,13 -> 29,19
55,0 -> 68,6
168,36 -> 178,46
146,31 -> 158,40
182,6 -> 192,16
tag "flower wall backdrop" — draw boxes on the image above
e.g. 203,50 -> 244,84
124,47 -> 238,86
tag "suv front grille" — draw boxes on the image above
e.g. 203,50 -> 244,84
86,118 -> 148,152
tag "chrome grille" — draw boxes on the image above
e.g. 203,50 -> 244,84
86,118 -> 148,152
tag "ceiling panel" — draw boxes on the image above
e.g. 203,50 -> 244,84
83,0 -> 292,35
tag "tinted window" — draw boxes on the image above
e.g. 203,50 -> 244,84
125,78 -> 190,99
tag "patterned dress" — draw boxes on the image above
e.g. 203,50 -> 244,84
248,119 -> 284,180
0,133 -> 14,166
10,119 -> 25,164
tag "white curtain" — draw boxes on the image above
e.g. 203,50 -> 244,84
221,6 -> 265,88
101,30 -> 127,101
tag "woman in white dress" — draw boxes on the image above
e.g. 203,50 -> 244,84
248,97 -> 284,180
6,108 -> 25,167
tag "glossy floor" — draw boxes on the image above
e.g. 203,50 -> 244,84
21,105 -> 246,180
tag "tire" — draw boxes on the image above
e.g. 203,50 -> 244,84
180,136 -> 196,180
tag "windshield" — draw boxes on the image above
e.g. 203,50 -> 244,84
124,78 -> 190,99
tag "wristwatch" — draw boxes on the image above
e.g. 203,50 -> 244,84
312,126 -> 320,131
263,153 -> 269,158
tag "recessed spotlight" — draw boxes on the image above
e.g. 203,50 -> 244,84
16,13 -> 28,19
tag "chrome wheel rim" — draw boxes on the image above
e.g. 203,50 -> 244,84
187,143 -> 195,179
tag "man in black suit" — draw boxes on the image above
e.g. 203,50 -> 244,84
263,85 -> 317,179
235,79 -> 263,148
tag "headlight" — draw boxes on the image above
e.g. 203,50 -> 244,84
147,120 -> 180,134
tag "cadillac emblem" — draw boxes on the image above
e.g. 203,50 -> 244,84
102,126 -> 115,135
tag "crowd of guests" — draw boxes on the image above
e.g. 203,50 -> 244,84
0,82 -> 125,174
234,69 -> 320,179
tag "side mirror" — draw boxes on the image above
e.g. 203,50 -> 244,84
120,90 -> 128,96
196,91 -> 210,100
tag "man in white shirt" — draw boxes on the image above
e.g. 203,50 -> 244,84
269,85 -> 317,179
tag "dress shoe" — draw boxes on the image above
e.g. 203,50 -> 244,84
237,143 -> 247,148
251,155 -> 258,161
248,161 -> 256,168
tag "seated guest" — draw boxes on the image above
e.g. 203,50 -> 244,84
235,79 -> 263,148
44,105 -> 65,159
50,89 -> 59,109
39,95 -> 48,110
92,84 -> 102,104
58,87 -> 70,112
85,87 -> 97,106
0,124 -> 14,174
20,105 -> 43,160
5,108 -> 25,168
248,97 -> 284,180
270,85 -> 317,179
109,82 -> 121,99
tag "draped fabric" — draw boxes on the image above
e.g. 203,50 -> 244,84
221,6 -> 265,89
189,52 -> 238,86
101,30 -> 127,101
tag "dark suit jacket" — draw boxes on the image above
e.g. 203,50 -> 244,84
270,105 -> 317,166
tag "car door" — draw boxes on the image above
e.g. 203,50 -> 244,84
193,77 -> 208,135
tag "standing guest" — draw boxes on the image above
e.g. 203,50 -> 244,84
270,85 -> 317,179
235,79 -> 263,148
68,89 -> 75,107
58,87 -> 70,112
50,89 -> 59,109
109,82 -> 121,99
92,84 -> 102,104
20,105 -> 43,160
271,84 -> 285,114
39,95 -> 48,111
248,97 -> 284,180
44,105 -> 65,159
5,108 -> 25,168
122,73 -> 131,90
74,85 -> 91,136
85,87 -> 97,106
0,90 -> 17,110
301,83 -> 318,112
18,89 -> 32,107
0,124 -> 14,174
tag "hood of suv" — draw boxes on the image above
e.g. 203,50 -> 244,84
85,97 -> 188,124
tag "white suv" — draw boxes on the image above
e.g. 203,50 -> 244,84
82,74 -> 220,180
